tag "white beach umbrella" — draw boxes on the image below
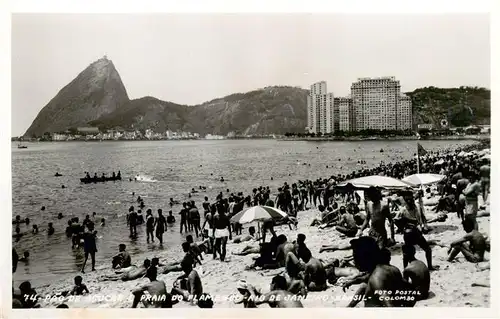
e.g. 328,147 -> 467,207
230,206 -> 288,224
337,175 -> 413,189
434,159 -> 445,166
402,173 -> 446,186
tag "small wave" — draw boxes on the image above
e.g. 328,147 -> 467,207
134,174 -> 157,183
106,201 -> 121,205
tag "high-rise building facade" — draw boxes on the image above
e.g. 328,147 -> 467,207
307,81 -> 335,134
351,77 -> 401,131
337,97 -> 355,131
397,94 -> 412,131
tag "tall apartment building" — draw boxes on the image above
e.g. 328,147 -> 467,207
351,77 -> 401,131
397,94 -> 412,131
337,97 -> 355,131
307,81 -> 335,134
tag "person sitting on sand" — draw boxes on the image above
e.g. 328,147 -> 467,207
344,237 -> 415,307
102,259 -> 151,282
19,251 -> 30,263
233,279 -> 258,308
15,281 -> 41,308
197,293 -> 214,308
186,235 -> 204,262
60,275 -> 90,296
171,258 -> 204,305
402,244 -> 430,300
132,266 -> 175,308
287,248 -> 328,291
447,218 -> 486,263
331,206 -> 359,237
112,244 -> 132,269
233,226 -> 259,243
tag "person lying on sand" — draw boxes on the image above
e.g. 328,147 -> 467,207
131,267 -> 176,308
426,212 -> 448,224
402,244 -> 430,300
245,278 -> 304,308
160,242 -> 198,274
101,259 -> 151,282
319,240 -> 353,253
447,218 -> 486,263
171,258 -> 203,305
245,236 -> 279,270
233,226 -> 260,243
232,243 -> 261,256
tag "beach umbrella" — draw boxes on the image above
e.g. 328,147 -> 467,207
230,206 -> 288,224
434,159 -> 445,166
481,154 -> 491,161
337,175 -> 413,189
402,173 -> 446,186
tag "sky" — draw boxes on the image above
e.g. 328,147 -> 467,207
11,13 -> 490,136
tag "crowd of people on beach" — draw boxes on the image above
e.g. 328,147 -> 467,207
12,141 -> 491,308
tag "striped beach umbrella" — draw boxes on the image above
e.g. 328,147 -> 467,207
230,206 -> 288,224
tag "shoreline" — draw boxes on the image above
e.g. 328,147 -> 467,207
12,135 -> 490,143
22,141 -> 490,308
277,135 -> 489,142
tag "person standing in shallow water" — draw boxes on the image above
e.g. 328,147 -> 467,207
146,209 -> 155,243
81,223 -> 97,273
155,209 -> 168,245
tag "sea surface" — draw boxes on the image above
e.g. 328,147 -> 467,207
11,139 -> 476,289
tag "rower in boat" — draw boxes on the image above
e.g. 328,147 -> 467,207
55,172 -> 63,177
117,171 -> 121,179
112,172 -> 116,178
102,173 -> 106,179
85,172 -> 91,179
93,173 -> 98,180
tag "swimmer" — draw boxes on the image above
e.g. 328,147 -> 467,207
48,223 -> 55,236
57,213 -> 64,219
32,225 -> 39,234
19,251 -> 30,263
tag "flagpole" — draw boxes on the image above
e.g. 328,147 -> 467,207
417,143 -> 420,174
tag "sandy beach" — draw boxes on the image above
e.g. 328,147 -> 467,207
36,197 -> 490,308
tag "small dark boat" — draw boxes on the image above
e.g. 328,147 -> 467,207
80,176 -> 122,184
55,173 -> 63,177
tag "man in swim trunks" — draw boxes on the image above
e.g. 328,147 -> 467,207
300,248 -> 328,291
479,161 -> 490,202
463,172 -> 481,230
213,209 -> 232,261
167,210 -> 176,223
81,223 -> 97,273
402,244 -> 430,300
127,206 -> 138,238
179,203 -> 188,234
155,209 -> 168,244
132,266 -> 174,308
146,209 -> 155,243
357,187 -> 395,250
334,206 -> 359,237
397,192 -> 438,270
447,218 -> 486,263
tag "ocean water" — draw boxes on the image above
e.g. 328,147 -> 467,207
11,139 -> 475,288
